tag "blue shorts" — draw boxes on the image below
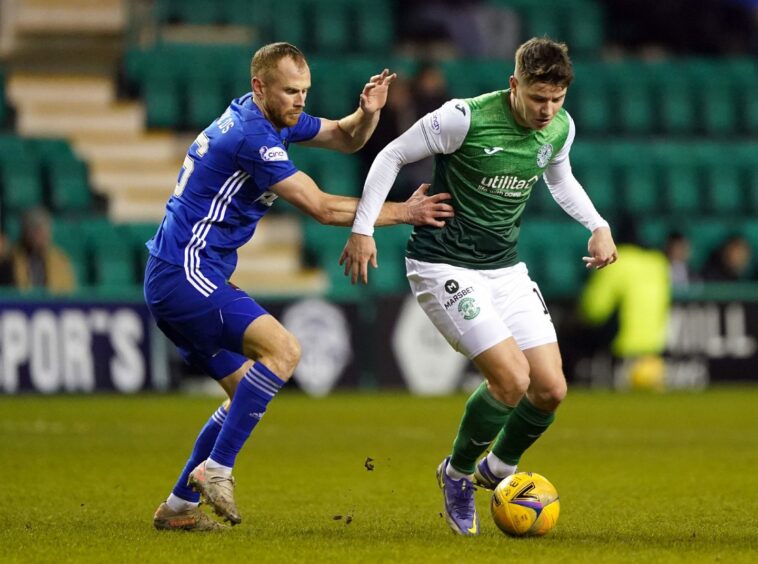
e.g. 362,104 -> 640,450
144,255 -> 268,380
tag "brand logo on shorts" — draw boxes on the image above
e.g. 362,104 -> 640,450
458,297 -> 480,320
536,143 -> 553,167
444,279 -> 459,293
430,111 -> 441,134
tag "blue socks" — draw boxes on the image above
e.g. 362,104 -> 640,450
172,404 -> 227,502
209,362 -> 284,468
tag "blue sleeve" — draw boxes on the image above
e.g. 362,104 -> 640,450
237,133 -> 299,189
289,112 -> 321,143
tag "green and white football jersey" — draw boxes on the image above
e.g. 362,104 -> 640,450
407,90 -> 571,269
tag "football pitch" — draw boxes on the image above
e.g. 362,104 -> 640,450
2,386 -> 757,563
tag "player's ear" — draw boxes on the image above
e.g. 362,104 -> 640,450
252,77 -> 264,98
509,75 -> 518,92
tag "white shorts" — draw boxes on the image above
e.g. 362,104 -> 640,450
405,258 -> 557,359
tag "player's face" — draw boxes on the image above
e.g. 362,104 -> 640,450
509,76 -> 567,130
254,56 -> 311,129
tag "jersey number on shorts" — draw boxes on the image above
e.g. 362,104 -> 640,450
174,132 -> 210,197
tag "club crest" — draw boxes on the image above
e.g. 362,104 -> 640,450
536,143 -> 553,167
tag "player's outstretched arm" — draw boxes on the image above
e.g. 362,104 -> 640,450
300,69 -> 396,154
271,172 -> 453,228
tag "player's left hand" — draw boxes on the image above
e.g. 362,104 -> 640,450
583,226 -> 618,269
359,69 -> 397,114
403,183 -> 455,227
340,233 -> 377,285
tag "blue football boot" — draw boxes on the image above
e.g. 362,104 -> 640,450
436,457 -> 479,535
473,456 -> 512,491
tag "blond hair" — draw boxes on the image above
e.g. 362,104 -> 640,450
251,42 -> 307,82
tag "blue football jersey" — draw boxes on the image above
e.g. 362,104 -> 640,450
147,93 -> 321,294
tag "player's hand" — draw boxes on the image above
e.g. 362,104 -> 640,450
583,226 -> 618,269
403,183 -> 454,227
340,233 -> 378,284
359,69 -> 397,115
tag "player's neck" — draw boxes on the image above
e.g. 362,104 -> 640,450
252,96 -> 279,131
507,91 -> 530,129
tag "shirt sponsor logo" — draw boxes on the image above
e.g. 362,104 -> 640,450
484,147 -> 504,155
259,145 -> 288,162
537,143 -> 553,167
476,174 -> 539,197
443,285 -> 474,310
430,111 -> 441,134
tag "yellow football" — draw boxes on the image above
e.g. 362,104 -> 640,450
491,471 -> 560,537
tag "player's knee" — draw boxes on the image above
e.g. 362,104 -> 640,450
530,376 -> 567,411
486,359 -> 530,406
263,331 -> 300,381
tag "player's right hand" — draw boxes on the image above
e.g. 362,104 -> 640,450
404,183 -> 454,227
340,233 -> 377,285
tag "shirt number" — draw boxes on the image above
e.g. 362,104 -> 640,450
173,132 -> 209,197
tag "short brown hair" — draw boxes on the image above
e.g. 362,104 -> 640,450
251,42 -> 307,82
514,37 -> 573,87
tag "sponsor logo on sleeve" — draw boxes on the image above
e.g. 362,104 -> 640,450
430,111 -> 441,134
259,145 -> 289,162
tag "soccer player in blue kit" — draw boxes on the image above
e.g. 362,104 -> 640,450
146,42 -> 454,531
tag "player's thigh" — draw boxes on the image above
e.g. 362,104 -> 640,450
406,258 -> 510,358
240,314 -> 300,380
522,342 -> 567,411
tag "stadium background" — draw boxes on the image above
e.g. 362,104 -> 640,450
0,0 -> 757,395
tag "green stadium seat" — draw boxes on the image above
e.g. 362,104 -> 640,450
566,64 -> 611,135
270,1 -> 307,50
655,145 -> 701,215
639,218 -> 674,250
312,1 -> 351,54
564,1 -> 604,58
123,222 -> 160,277
357,1 -> 393,53
143,72 -> 181,128
655,69 -> 696,135
187,75 -> 225,129
1,156 -> 43,213
0,68 -> 6,126
701,147 -> 743,215
48,158 -> 92,214
52,218 -> 88,286
615,64 -> 655,135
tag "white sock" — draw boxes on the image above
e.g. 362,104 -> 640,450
166,493 -> 198,512
486,452 -> 518,478
206,457 -> 233,476
445,462 -> 473,481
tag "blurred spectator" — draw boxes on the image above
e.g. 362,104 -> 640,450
360,63 -> 451,202
398,0 -> 485,57
11,207 -> 75,293
664,231 -> 695,288
701,234 -> 754,281
0,229 -> 14,286
578,218 -> 671,361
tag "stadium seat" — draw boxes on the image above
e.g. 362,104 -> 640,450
686,218 -> 733,270
48,158 -> 92,214
655,68 -> 696,135
615,64 -> 655,135
52,218 -> 88,286
701,146 -> 743,215
655,145 -> 701,215
357,1 -> 393,53
312,1 -> 351,54
0,156 -> 43,213
566,63 -> 612,135
0,67 -> 6,126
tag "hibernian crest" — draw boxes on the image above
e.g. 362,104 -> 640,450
536,143 -> 553,167
458,297 -> 481,321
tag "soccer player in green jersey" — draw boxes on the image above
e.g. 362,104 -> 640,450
341,38 -> 618,535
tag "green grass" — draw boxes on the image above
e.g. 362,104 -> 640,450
1,387 -> 757,563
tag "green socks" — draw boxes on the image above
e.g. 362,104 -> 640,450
491,396 -> 556,466
449,382 -> 515,475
